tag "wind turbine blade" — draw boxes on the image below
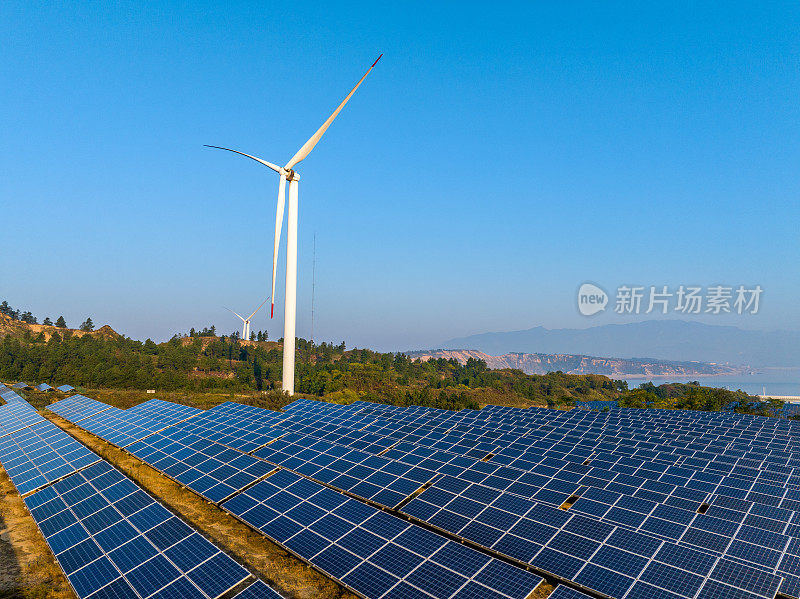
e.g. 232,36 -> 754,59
271,173 -> 287,317
247,296 -> 270,321
224,307 -> 246,322
204,145 -> 282,174
284,54 -> 382,170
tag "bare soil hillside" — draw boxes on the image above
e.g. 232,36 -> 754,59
0,313 -> 119,342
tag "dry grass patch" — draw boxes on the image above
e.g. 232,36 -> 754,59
529,581 -> 557,598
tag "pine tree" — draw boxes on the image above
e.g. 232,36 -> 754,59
55,316 -> 67,328
80,317 -> 94,331
43,317 -> 53,326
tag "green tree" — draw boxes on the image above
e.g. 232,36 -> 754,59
80,317 -> 94,331
43,317 -> 53,326
55,316 -> 67,328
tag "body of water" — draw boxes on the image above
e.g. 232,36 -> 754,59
623,368 -> 800,397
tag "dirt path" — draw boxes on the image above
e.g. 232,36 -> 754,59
46,413 -> 357,599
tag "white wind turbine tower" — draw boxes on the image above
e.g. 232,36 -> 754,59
224,297 -> 269,341
207,55 -> 381,395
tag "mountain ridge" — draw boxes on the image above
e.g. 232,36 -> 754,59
440,320 -> 800,367
407,348 -> 742,377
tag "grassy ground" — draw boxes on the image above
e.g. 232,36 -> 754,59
0,468 -> 74,599
45,413 -> 356,599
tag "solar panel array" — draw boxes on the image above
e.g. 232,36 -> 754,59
24,460 -> 256,599
51,393 -> 800,599
124,399 -> 203,426
48,394 -> 114,421
56,398 -> 546,599
222,468 -> 543,599
278,403 -> 786,598
1,383 -> 28,404
273,399 -> 800,598
0,419 -> 101,495
0,400 -> 45,437
165,402 -> 286,453
231,579 -> 283,598
0,392 -> 284,599
49,396 -> 202,449
253,432 -> 438,508
125,428 -> 276,503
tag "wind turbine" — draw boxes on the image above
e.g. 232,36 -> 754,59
225,297 -> 269,341
206,55 -> 381,395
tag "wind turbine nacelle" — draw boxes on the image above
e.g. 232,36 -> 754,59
285,169 -> 300,181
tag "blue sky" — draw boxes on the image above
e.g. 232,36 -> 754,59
2,1 -> 798,351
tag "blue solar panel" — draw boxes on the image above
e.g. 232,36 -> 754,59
548,585 -> 595,599
124,399 -> 202,426
48,395 -> 113,422
219,469 -> 542,599
231,580 -> 283,599
20,460 -> 259,599
0,401 -> 44,437
0,420 -> 101,495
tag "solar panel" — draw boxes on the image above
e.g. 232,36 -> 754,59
253,433 -> 438,508
124,399 -> 203,426
166,408 -> 286,453
126,430 -> 276,502
230,579 -> 283,598
220,469 -> 543,599
0,420 -> 101,495
48,395 -> 114,422
23,460 -> 259,599
74,409 -> 172,448
1,388 -> 28,403
402,474 -> 783,598
0,401 -> 44,437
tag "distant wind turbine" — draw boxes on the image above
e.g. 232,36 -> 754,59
206,55 -> 381,395
225,297 -> 269,340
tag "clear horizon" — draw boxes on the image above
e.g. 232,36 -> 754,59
2,2 -> 798,351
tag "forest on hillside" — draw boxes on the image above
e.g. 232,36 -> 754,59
0,298 -> 777,414
0,324 -> 629,410
0,327 -> 780,415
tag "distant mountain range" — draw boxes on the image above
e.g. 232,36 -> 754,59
439,320 -> 800,368
407,349 -> 742,378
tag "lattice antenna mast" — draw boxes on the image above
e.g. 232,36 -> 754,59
310,232 -> 316,353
